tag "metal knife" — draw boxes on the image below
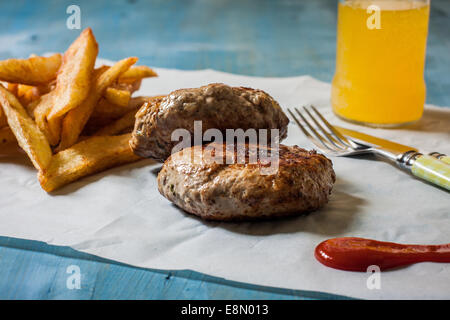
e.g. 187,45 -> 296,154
335,126 -> 450,165
332,125 -> 450,190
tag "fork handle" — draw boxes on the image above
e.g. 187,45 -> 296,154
409,155 -> 450,191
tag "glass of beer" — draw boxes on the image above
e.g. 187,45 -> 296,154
331,0 -> 430,127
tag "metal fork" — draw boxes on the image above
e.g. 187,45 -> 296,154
287,106 -> 450,190
287,106 -> 384,158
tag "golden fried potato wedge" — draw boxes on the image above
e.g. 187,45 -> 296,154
7,83 -> 18,96
17,83 -> 53,118
38,133 -> 141,192
17,84 -> 37,97
114,79 -> 142,93
25,97 -> 42,118
33,93 -> 53,140
33,91 -> 61,146
96,65 -> 156,84
47,28 -> 98,120
86,96 -> 151,135
94,65 -> 109,75
104,87 -> 131,107
85,96 -> 158,135
90,95 -> 159,123
91,98 -> 131,121
93,106 -> 140,136
0,84 -> 52,171
0,53 -> 62,86
17,84 -> 41,107
58,57 -> 137,150
118,66 -> 157,82
47,116 -> 62,146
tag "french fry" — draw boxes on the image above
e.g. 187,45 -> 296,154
33,93 -> 52,140
91,98 -> 128,121
118,66 -> 157,82
0,84 -> 52,171
0,27 -> 158,192
93,65 -> 109,77
40,66 -> 109,142
114,78 -> 142,93
38,133 -> 141,192
25,98 -> 41,118
93,106 -> 140,136
104,87 -> 131,107
17,83 -> 53,118
47,116 -> 62,146
97,65 -> 156,84
79,95 -> 158,136
84,96 -> 153,135
0,83 -> 7,124
0,53 -> 62,86
17,84 -> 37,97
17,84 -> 41,107
47,28 -> 98,120
58,57 -> 137,150
92,95 -> 146,120
7,83 -> 18,96
33,91 -> 61,146
93,96 -> 165,136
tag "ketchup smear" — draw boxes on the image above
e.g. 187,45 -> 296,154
315,237 -> 450,272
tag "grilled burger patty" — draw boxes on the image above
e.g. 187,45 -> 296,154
130,83 -> 289,161
157,143 -> 336,221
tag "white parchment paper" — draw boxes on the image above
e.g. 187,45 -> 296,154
1,67 -> 449,299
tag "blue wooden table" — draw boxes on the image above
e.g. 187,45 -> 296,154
0,0 -> 448,300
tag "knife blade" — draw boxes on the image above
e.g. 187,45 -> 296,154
335,125 -> 450,164
334,125 -> 417,155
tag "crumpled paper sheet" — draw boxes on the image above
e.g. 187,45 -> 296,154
1,66 -> 449,299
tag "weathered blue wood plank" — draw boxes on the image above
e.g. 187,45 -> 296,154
0,237 -> 352,300
0,0 -> 448,300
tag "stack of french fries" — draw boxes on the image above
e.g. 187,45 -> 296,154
0,28 -> 160,192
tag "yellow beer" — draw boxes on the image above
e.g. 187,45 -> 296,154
332,0 -> 430,126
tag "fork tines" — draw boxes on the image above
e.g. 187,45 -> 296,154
287,106 -> 357,155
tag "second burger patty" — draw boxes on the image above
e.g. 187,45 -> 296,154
158,143 -> 336,221
130,83 -> 289,161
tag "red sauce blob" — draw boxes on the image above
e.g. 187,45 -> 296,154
315,237 -> 450,272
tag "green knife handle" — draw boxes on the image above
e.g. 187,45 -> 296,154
429,152 -> 450,165
439,156 -> 450,165
411,155 -> 450,191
